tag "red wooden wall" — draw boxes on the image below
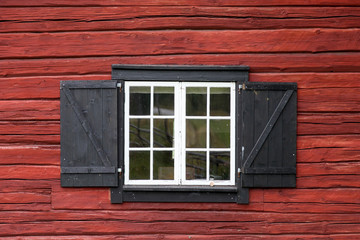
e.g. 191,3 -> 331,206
1,0 -> 360,239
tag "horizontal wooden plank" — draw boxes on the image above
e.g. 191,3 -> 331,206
0,235 -> 355,240
297,162 -> 360,177
1,210 -> 359,225
0,134 -> 59,145
2,7 -> 360,21
0,220 -> 359,236
0,165 -> 59,180
0,203 -> 51,211
264,203 -> 360,214
0,100 -> 59,120
2,53 -> 360,78
0,146 -> 59,165
298,113 -> 360,135
298,147 -> 360,163
298,135 -> 360,149
264,189 -> 360,204
1,0 -> 359,7
298,88 -> 360,112
1,29 -> 359,59
0,179 -> 53,193
0,121 -> 59,135
2,73 -> 360,100
0,192 -> 50,204
0,75 -> 110,100
0,221 -> 342,236
1,7 -> 359,33
251,72 -> 360,88
3,16 -> 360,33
297,175 -> 360,188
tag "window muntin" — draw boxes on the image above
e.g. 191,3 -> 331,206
125,81 -> 235,186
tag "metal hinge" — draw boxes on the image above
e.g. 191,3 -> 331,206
117,83 -> 122,92
118,167 -> 122,177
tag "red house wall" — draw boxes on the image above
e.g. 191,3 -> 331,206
1,1 -> 360,239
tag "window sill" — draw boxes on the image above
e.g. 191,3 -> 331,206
123,185 -> 237,192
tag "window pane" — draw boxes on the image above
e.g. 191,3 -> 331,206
153,119 -> 174,148
210,120 -> 230,148
186,87 -> 207,116
210,151 -> 230,180
130,86 -> 150,115
129,151 -> 150,180
154,87 -> 174,115
210,87 -> 230,116
186,119 -> 206,148
153,151 -> 174,180
130,119 -> 150,147
186,151 -> 206,180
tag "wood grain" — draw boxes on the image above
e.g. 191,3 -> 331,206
1,29 -> 359,59
1,1 -> 360,239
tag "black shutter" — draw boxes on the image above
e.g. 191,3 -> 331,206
60,80 -> 118,187
240,82 -> 297,188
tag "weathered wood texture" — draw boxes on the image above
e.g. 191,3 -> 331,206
1,1 -> 360,239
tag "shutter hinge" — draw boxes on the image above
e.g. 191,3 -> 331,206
238,168 -> 242,177
238,84 -> 246,94
117,83 -> 122,92
117,167 -> 122,177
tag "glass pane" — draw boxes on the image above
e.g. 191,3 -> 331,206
210,151 -> 230,180
153,119 -> 174,148
153,151 -> 174,180
210,120 -> 230,148
154,87 -> 174,116
186,87 -> 207,116
130,119 -> 150,147
129,151 -> 150,180
186,119 -> 206,148
210,87 -> 230,116
130,86 -> 150,115
186,151 -> 206,180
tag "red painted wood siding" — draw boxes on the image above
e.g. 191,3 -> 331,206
1,0 -> 360,238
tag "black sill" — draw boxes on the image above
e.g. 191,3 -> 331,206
123,185 -> 237,192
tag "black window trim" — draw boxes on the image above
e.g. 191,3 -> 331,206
110,65 -> 250,204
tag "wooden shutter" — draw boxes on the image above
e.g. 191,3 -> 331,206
240,82 -> 297,188
60,80 -> 118,187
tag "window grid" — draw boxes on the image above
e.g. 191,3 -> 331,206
125,81 -> 235,186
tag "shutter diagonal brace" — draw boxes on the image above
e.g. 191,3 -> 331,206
62,85 -> 112,167
242,89 -> 294,171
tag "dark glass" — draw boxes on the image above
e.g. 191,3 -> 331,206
186,87 -> 207,116
154,87 -> 174,116
153,119 -> 174,148
210,87 -> 230,116
210,120 -> 230,148
130,86 -> 150,115
153,151 -> 174,180
129,151 -> 150,180
186,119 -> 206,148
186,151 -> 206,180
130,119 -> 150,147
210,151 -> 230,180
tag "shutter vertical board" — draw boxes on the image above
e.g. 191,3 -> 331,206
241,82 -> 297,188
60,80 -> 118,187
267,90 -> 283,187
241,89 -> 255,187
281,91 -> 297,187
253,90 -> 269,187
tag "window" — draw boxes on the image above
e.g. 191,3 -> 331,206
60,65 -> 297,204
125,82 -> 235,186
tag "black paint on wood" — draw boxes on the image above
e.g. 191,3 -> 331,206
241,82 -> 297,188
60,80 -> 118,187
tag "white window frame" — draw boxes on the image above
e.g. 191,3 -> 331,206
124,81 -> 235,186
